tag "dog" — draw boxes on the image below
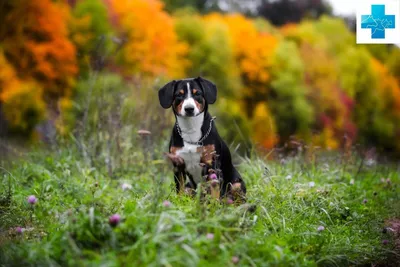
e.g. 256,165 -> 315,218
158,77 -> 246,201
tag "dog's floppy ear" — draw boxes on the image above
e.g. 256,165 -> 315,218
196,77 -> 217,104
158,80 -> 176,109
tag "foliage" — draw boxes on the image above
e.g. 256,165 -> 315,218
0,0 -> 77,134
175,12 -> 241,97
1,0 -> 77,99
269,40 -> 314,142
217,13 -> 278,98
250,102 -> 278,149
110,0 -> 189,78
69,0 -> 114,75
0,50 -> 45,133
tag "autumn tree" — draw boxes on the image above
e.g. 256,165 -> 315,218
269,40 -> 314,143
175,11 -> 241,97
110,0 -> 188,79
0,0 -> 77,134
69,0 -> 114,75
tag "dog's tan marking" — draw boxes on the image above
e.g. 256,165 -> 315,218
194,97 -> 205,113
179,89 -> 184,95
174,100 -> 184,114
193,89 -> 198,94
167,147 -> 184,165
197,144 -> 216,166
170,146 -> 182,154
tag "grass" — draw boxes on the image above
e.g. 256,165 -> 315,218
0,143 -> 399,267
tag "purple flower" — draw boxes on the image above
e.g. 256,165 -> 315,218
226,198 -> 234,205
363,199 -> 368,204
382,239 -> 389,245
109,214 -> 121,227
317,225 -> 325,232
209,173 -> 217,180
163,200 -> 171,208
27,195 -> 37,205
16,227 -> 23,234
231,256 -> 240,264
309,181 -> 315,188
206,233 -> 214,240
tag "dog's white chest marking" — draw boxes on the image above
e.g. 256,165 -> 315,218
176,111 -> 205,184
177,143 -> 203,184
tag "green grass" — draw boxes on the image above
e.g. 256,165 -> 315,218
0,145 -> 399,267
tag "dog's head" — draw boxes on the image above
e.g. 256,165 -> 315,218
158,77 -> 217,117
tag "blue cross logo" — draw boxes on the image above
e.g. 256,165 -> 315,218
361,5 -> 395,39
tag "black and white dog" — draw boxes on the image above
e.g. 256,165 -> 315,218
158,77 -> 246,201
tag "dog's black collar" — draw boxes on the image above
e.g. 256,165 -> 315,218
175,116 -> 216,146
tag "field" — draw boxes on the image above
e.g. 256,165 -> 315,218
1,143 -> 399,267
2,0 -> 400,266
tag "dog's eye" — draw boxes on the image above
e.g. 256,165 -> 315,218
193,90 -> 201,96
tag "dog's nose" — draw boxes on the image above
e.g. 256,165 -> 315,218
184,105 -> 195,114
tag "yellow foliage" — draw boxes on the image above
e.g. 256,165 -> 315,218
0,51 -> 45,132
251,103 -> 278,148
55,97 -> 74,136
204,13 -> 278,95
312,127 -> 339,150
371,58 -> 400,115
111,0 -> 189,78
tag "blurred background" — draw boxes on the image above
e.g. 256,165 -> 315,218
1,0 -> 400,159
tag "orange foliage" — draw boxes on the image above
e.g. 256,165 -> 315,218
110,0 -> 188,78
0,51 -> 45,131
371,58 -> 400,115
205,13 -> 278,92
2,0 -> 77,99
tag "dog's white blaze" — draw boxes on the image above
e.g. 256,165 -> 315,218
180,82 -> 200,116
176,112 -> 204,184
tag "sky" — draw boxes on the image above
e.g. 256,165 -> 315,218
327,0 -> 358,16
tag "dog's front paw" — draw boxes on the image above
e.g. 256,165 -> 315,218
165,153 -> 185,166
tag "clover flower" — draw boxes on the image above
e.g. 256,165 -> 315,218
317,225 -> 325,232
231,256 -> 240,264
27,195 -> 37,205
109,214 -> 121,227
209,173 -> 217,180
226,198 -> 234,205
163,200 -> 171,208
206,233 -> 214,240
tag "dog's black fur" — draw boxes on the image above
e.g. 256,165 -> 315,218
158,77 -> 246,199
